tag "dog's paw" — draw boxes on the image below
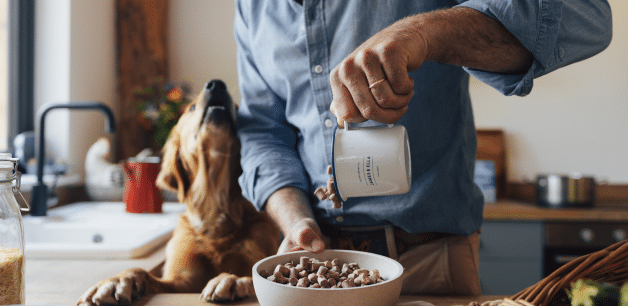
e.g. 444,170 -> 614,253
77,268 -> 150,306
200,273 -> 255,302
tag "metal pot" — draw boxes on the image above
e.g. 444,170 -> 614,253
535,174 -> 596,208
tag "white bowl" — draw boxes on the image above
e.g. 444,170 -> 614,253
252,249 -> 404,306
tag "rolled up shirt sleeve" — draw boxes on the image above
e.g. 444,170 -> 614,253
456,0 -> 613,96
234,1 -> 310,211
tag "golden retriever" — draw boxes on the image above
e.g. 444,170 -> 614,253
78,80 -> 281,305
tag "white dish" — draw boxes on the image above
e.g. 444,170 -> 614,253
252,249 -> 404,306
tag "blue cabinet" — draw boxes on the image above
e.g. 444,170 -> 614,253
478,221 -> 544,295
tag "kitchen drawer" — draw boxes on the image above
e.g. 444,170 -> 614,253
479,260 -> 542,295
479,221 -> 544,259
545,222 -> 628,248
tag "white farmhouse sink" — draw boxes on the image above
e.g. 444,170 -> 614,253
23,202 -> 186,259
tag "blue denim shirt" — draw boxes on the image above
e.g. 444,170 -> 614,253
234,0 -> 612,236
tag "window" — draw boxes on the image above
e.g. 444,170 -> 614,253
0,0 -> 7,151
2,0 -> 34,152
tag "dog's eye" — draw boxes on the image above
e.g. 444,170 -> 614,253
189,104 -> 196,112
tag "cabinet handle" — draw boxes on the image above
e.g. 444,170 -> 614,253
612,229 -> 626,242
579,228 -> 594,244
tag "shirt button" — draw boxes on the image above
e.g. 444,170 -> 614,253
324,119 -> 333,128
336,216 -> 344,222
313,65 -> 324,74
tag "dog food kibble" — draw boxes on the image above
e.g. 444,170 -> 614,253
314,166 -> 343,209
0,247 -> 24,305
261,256 -> 384,289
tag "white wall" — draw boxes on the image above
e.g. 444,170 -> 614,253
168,0 -> 239,103
34,0 -> 116,178
168,0 -> 628,184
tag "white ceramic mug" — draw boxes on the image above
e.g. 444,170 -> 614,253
332,122 -> 411,202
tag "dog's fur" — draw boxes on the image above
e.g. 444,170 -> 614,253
78,80 -> 281,305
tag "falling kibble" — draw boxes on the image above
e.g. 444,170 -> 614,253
314,166 -> 342,208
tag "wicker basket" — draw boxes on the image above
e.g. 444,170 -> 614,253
507,238 -> 628,306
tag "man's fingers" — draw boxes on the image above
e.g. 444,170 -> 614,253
331,49 -> 386,122
381,49 -> 415,96
331,97 -> 409,125
297,225 -> 325,253
330,46 -> 414,124
368,78 -> 415,109
362,46 -> 414,108
330,62 -> 369,125
330,79 -> 410,125
279,219 -> 326,254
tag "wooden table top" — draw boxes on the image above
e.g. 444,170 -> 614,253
134,294 -> 506,306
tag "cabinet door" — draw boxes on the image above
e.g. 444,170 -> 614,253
479,261 -> 542,295
479,221 -> 544,295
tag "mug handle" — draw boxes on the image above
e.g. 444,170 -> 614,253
343,121 -> 394,131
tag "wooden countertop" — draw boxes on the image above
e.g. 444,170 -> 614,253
133,294 -> 506,306
24,247 -> 166,305
25,200 -> 628,305
484,200 -> 628,222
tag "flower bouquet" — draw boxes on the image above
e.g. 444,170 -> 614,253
134,79 -> 192,148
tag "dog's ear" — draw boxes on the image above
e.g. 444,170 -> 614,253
156,133 -> 188,200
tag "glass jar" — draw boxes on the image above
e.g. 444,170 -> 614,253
0,153 -> 28,305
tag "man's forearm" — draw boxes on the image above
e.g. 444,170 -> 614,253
266,187 -> 315,236
416,7 -> 534,74
266,187 -> 326,253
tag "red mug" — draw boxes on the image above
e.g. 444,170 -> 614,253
123,158 -> 163,213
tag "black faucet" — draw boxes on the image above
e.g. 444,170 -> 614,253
30,102 -> 116,216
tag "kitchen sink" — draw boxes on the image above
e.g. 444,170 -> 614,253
23,201 -> 186,259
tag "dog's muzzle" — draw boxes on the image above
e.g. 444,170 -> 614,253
200,80 -> 236,131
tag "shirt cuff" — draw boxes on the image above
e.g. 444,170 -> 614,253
239,159 -> 310,211
456,0 -> 563,96
464,62 -> 536,96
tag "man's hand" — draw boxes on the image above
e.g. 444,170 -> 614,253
329,15 -> 424,127
329,7 -> 533,126
277,217 -> 325,254
266,187 -> 326,254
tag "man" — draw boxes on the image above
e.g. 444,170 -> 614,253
234,0 -> 612,295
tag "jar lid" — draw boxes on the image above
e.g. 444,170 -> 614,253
0,153 -> 28,211
0,153 -> 14,169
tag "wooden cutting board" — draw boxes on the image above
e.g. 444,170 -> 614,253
476,129 -> 506,200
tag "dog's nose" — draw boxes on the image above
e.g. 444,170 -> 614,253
206,80 -> 226,91
204,80 -> 229,107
